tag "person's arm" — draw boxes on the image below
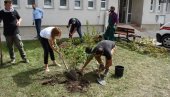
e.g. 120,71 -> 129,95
16,18 -> 22,26
48,38 -> 59,53
15,10 -> 22,26
40,8 -> 43,19
81,54 -> 94,72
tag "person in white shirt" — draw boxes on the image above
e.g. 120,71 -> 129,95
40,27 -> 61,72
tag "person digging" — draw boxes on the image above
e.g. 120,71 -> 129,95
80,40 -> 116,85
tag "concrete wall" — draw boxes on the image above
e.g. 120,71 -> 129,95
0,0 -> 118,26
131,0 -> 144,26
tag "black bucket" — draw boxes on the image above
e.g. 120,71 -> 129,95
115,65 -> 124,77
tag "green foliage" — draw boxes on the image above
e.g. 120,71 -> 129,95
117,38 -> 169,58
61,44 -> 86,69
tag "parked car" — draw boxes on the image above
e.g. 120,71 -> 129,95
156,22 -> 170,48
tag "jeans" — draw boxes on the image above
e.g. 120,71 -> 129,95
34,19 -> 42,38
70,26 -> 83,42
5,34 -> 26,60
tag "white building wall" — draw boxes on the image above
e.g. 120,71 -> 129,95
0,0 -> 118,26
142,0 -> 170,25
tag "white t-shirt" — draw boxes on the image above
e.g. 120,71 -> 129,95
40,27 -> 55,39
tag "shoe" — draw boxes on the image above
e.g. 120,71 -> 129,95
10,59 -> 16,64
23,58 -> 29,63
53,61 -> 61,67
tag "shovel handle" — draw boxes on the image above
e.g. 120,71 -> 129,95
57,52 -> 69,70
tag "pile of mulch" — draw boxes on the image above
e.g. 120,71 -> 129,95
41,69 -> 91,92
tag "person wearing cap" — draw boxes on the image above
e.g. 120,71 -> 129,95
32,2 -> 43,39
80,40 -> 116,78
0,0 -> 29,63
66,18 -> 83,42
104,6 -> 118,41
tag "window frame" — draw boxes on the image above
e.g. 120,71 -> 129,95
12,0 -> 20,8
150,0 -> 156,12
157,0 -> 163,12
59,0 -> 69,9
26,0 -> 36,8
74,0 -> 83,10
88,0 -> 95,10
43,0 -> 54,8
166,0 -> 170,13
100,0 -> 107,10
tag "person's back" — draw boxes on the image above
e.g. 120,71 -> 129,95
67,18 -> 83,42
93,40 -> 115,59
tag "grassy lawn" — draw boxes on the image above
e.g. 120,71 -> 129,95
0,40 -> 170,97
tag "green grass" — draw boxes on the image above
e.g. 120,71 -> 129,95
0,40 -> 170,97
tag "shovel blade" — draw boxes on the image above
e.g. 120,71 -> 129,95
97,78 -> 106,85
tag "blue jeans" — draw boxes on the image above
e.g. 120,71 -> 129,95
34,19 -> 42,38
69,26 -> 83,42
5,34 -> 26,60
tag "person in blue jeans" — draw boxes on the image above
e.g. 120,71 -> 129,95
67,18 -> 83,42
0,0 -> 29,64
32,3 -> 43,39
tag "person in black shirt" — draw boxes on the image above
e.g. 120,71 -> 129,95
80,40 -> 116,78
67,18 -> 83,42
0,0 -> 29,63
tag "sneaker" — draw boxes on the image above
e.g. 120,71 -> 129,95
53,61 -> 61,67
10,59 -> 16,64
23,58 -> 29,63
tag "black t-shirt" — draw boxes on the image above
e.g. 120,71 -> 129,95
0,9 -> 20,36
92,40 -> 115,60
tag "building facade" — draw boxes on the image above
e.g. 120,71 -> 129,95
119,0 -> 170,30
1,0 -> 170,31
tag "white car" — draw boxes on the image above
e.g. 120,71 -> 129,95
156,22 -> 170,48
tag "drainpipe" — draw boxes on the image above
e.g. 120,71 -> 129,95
126,0 -> 129,24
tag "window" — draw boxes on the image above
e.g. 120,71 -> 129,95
60,0 -> 69,9
27,0 -> 35,8
44,0 -> 53,8
101,0 -> 107,10
74,0 -> 83,9
166,0 -> 170,13
13,0 -> 19,7
157,0 -> 163,12
88,0 -> 96,9
150,0 -> 156,12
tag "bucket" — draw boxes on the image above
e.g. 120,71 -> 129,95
115,65 -> 124,77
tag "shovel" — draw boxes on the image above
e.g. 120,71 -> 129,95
57,52 -> 68,70
56,51 -> 79,81
96,74 -> 106,85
